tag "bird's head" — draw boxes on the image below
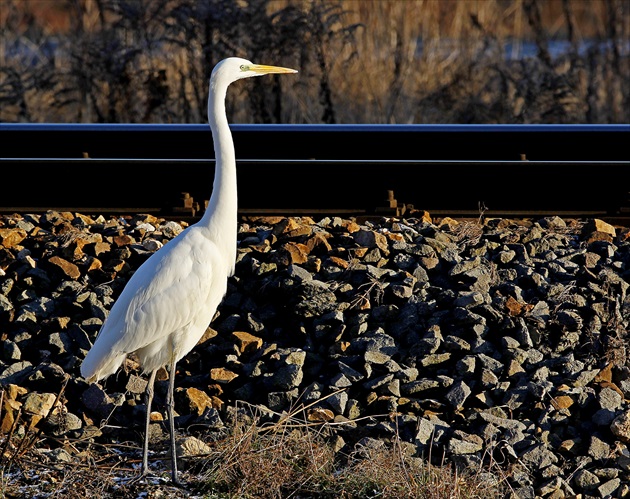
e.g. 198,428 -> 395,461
212,57 -> 297,85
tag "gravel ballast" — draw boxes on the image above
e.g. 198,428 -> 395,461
1,211 -> 629,498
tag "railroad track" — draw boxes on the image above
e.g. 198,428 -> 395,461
1,123 -> 629,225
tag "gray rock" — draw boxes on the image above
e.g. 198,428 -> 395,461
598,478 -> 621,498
444,380 -> 471,410
47,448 -> 73,463
598,386 -> 623,411
2,212 -> 629,496
268,390 -> 298,411
265,363 -> 303,391
326,390 -> 348,414
0,360 -> 34,384
449,256 -> 480,275
573,468 -> 600,490
43,411 -> 83,436
519,443 -> 558,469
415,417 -> 436,445
46,332 -> 73,355
0,293 -> 14,313
454,290 -> 485,308
81,383 -> 117,421
294,280 -> 336,317
588,434 -> 611,461
447,436 -> 482,455
610,410 -> 630,443
2,340 -> 21,361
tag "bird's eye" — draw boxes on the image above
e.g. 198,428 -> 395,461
239,64 -> 248,71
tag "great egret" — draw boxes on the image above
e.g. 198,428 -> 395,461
80,57 -> 297,485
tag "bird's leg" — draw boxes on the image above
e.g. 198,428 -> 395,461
141,369 -> 157,477
166,359 -> 182,486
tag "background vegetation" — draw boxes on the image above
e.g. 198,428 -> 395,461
1,0 -> 629,124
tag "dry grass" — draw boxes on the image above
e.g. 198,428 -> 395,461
1,0 -> 628,124
190,402 -> 508,498
1,394 -> 508,498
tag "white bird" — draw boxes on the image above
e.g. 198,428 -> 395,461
80,57 -> 297,485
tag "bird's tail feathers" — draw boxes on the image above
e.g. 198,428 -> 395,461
80,350 -> 127,383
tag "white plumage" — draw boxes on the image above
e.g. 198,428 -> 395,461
81,227 -> 228,378
80,57 -> 297,484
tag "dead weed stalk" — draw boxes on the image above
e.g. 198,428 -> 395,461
196,397 -> 506,498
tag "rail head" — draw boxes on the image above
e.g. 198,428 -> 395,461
1,123 -> 629,162
1,122 -> 629,132
1,123 -> 628,218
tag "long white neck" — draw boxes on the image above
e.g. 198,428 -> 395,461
200,77 -> 238,273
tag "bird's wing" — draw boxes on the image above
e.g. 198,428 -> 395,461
95,227 -> 226,355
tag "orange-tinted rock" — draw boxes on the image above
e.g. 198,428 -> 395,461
180,387 -> 214,416
210,367 -> 239,384
306,232 -> 332,252
232,331 -> 263,354
48,256 -> 81,279
281,242 -> 309,264
0,228 -> 27,248
113,234 -> 134,247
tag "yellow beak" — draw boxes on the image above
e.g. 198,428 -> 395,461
250,64 -> 298,75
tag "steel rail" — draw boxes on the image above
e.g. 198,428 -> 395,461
2,123 -> 629,160
2,158 -> 627,166
1,123 -> 629,221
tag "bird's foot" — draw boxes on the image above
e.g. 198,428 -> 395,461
128,464 -> 162,485
171,474 -> 185,488
128,470 -> 151,485
130,469 -> 182,487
